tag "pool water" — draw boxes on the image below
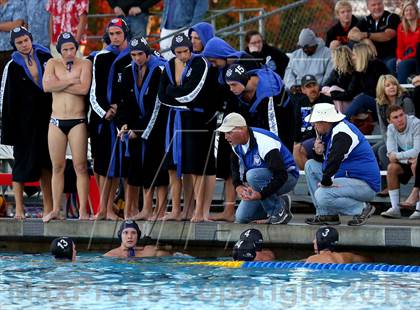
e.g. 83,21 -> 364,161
0,253 -> 419,309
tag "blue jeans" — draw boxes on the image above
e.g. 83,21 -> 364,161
397,58 -> 417,84
304,160 -> 376,216
235,168 -> 298,223
125,14 -> 149,39
384,57 -> 396,76
345,93 -> 377,120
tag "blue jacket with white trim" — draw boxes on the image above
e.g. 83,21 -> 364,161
321,120 -> 381,192
231,127 -> 298,199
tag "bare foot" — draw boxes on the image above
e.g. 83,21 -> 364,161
161,211 -> 182,221
94,210 -> 107,220
106,211 -> 123,221
209,211 -> 235,222
130,210 -> 153,221
148,213 -> 164,221
190,214 -> 204,222
78,212 -> 91,220
43,210 -> 63,223
14,211 -> 26,220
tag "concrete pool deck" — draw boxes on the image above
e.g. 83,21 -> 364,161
1,215 -> 419,249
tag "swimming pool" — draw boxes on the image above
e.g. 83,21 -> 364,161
0,253 -> 419,309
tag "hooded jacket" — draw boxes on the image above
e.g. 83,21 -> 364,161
284,38 -> 333,89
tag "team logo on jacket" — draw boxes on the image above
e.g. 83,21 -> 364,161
253,154 -> 262,166
118,73 -> 122,83
186,68 -> 192,77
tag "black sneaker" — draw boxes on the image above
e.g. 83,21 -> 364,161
305,215 -> 340,225
347,203 -> 376,226
268,203 -> 293,224
280,194 -> 291,213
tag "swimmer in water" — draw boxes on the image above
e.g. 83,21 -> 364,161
50,237 -> 77,261
104,220 -> 172,258
305,226 -> 370,263
239,228 -> 275,261
232,238 -> 256,261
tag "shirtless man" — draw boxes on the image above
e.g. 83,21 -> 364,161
104,220 -> 172,258
305,226 -> 369,263
42,32 -> 92,222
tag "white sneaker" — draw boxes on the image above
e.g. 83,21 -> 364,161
409,211 -> 420,220
380,208 -> 401,219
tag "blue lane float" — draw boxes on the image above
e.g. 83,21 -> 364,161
243,261 -> 420,273
181,261 -> 420,273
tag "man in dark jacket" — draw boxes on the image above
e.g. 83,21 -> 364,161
107,0 -> 160,38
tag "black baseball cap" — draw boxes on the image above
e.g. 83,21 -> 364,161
301,74 -> 318,87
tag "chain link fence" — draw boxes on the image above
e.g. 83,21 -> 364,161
217,0 -> 403,53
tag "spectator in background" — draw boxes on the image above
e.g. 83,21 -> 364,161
159,0 -> 208,59
330,43 -> 389,121
24,0 -> 50,48
46,0 -> 88,58
381,105 -> 419,219
326,0 -> 358,49
0,0 -> 24,74
284,28 -> 333,93
396,0 -> 420,84
244,29 -> 289,78
292,75 -> 333,170
322,45 -> 354,113
375,75 -> 415,171
107,0 -> 160,39
348,0 -> 400,74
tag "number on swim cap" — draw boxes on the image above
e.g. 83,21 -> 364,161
244,230 -> 251,238
322,228 -> 330,237
235,65 -> 245,75
57,239 -> 68,249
